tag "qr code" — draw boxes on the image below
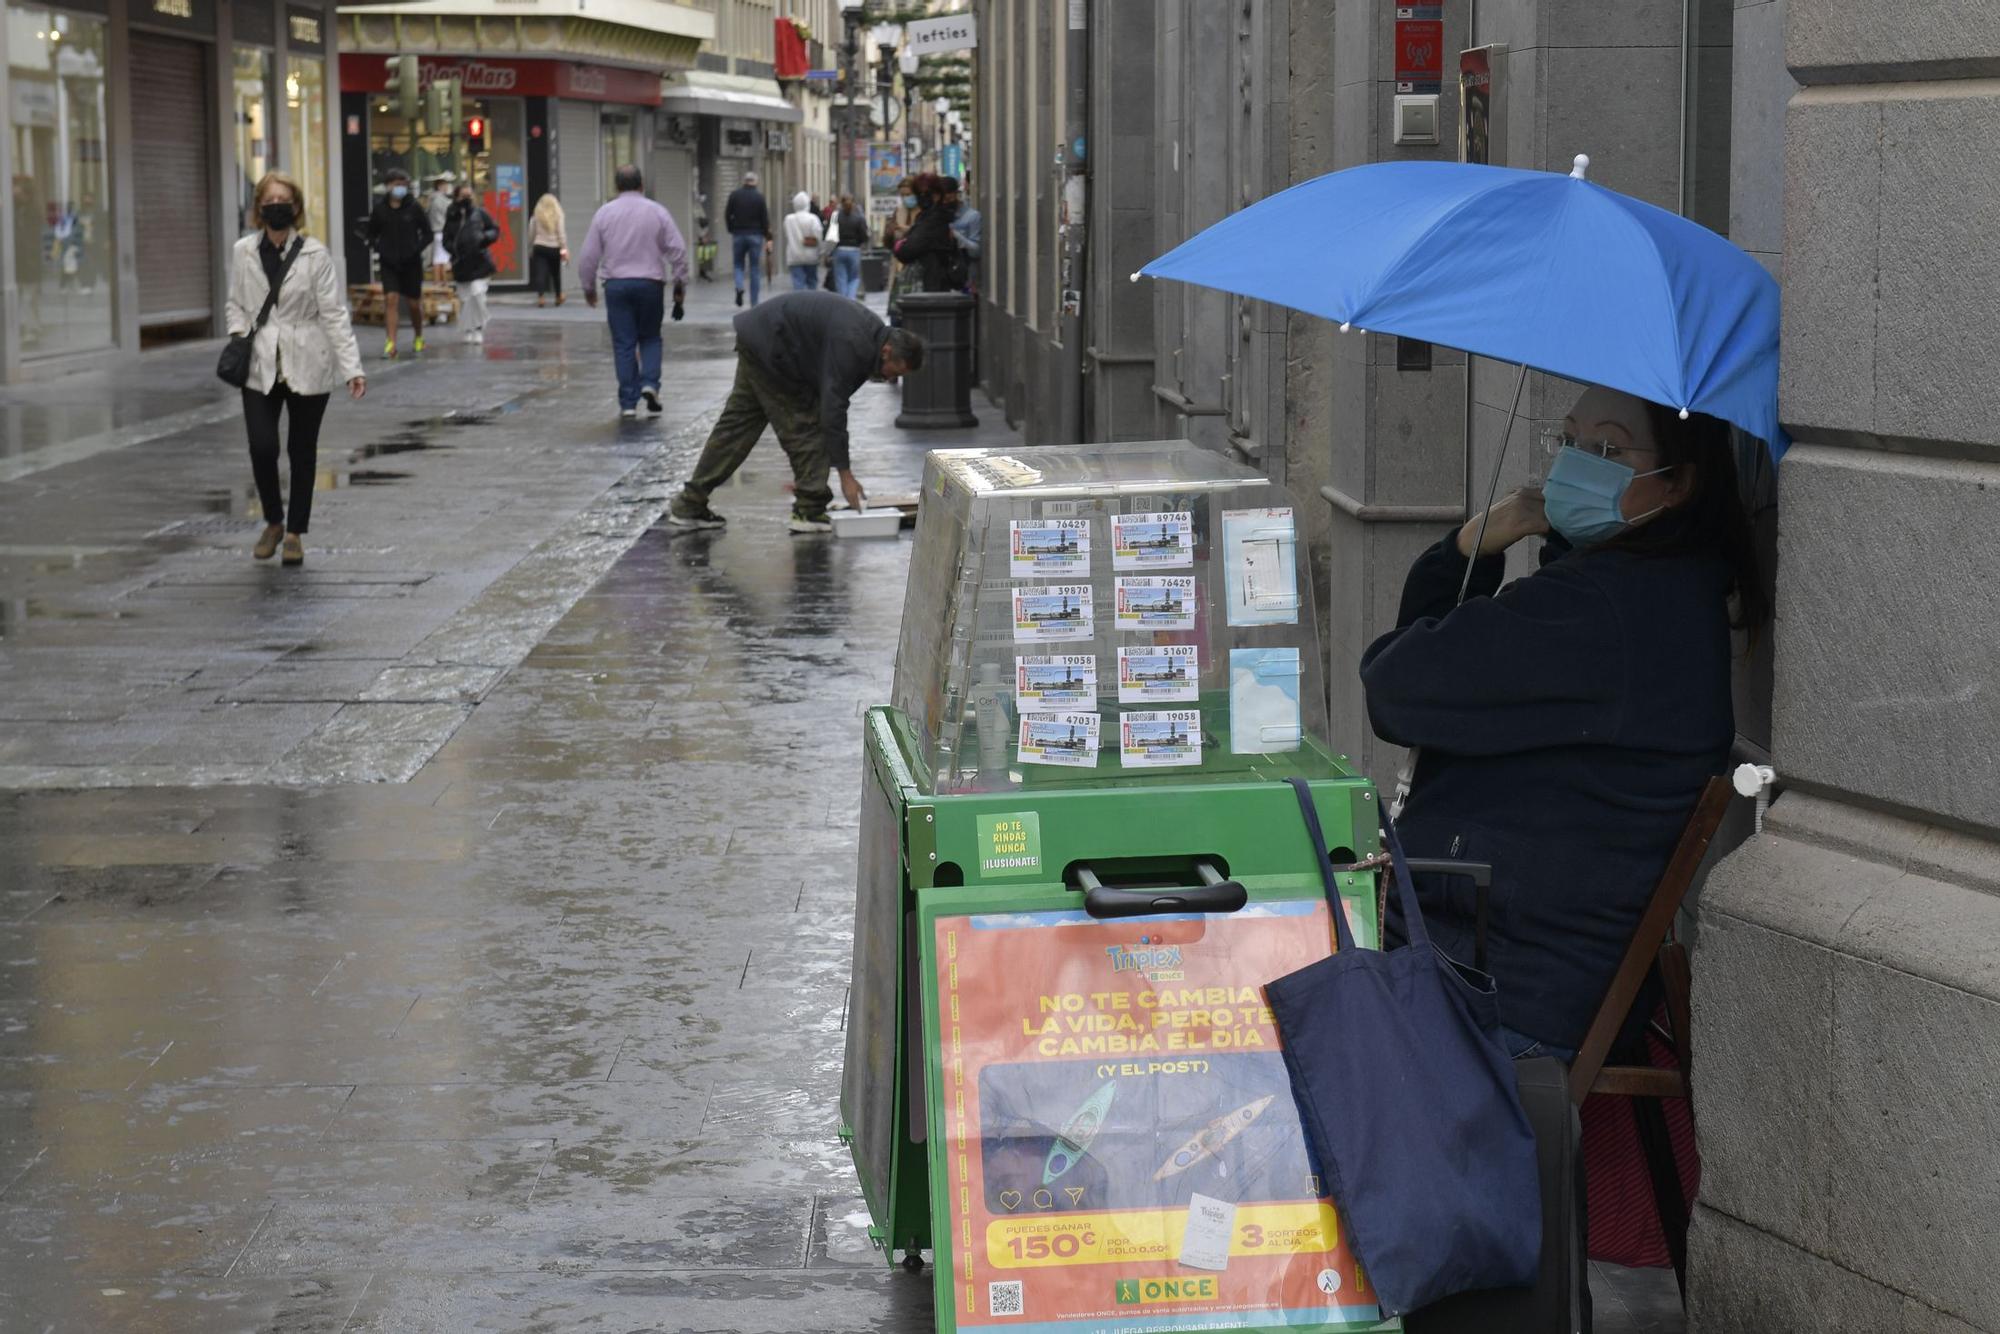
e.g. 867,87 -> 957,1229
988,1280 -> 1024,1316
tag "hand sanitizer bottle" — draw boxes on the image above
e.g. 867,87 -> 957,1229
967,661 -> 1012,781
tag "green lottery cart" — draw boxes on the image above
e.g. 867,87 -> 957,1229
839,441 -> 1398,1334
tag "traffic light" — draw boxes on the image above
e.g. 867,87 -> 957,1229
384,53 -> 419,123
423,78 -> 448,130
465,114 -> 486,154
442,78 -> 462,132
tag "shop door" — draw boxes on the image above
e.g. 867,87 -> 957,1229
557,100 -> 603,247
130,33 -> 214,329
649,144 -> 694,239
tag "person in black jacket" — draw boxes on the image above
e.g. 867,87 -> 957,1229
364,168 -> 433,359
443,184 -> 500,345
665,291 -> 926,534
1360,384 -> 1769,1061
724,171 -> 773,308
892,174 -> 965,295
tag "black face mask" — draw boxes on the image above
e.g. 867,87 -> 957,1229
260,202 -> 296,231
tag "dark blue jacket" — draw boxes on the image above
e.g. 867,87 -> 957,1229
1360,526 -> 1734,1048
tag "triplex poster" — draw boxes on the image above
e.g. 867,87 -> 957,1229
929,902 -> 1384,1332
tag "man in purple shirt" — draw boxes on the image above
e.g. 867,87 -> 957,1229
579,164 -> 691,418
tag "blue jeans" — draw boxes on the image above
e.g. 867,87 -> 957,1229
832,247 -> 861,298
790,263 -> 818,291
603,278 -> 664,411
731,231 -> 763,304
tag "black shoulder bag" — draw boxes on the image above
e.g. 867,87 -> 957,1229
217,237 -> 304,388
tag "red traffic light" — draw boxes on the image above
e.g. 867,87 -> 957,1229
466,116 -> 485,138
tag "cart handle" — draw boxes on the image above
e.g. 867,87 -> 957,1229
1074,861 -> 1249,919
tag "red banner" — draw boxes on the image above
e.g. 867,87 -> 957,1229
339,55 -> 661,106
774,18 -> 810,81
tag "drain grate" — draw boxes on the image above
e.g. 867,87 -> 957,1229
157,516 -> 262,536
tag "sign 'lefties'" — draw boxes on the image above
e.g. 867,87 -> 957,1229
906,12 -> 978,55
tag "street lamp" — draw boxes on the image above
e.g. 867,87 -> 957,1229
873,24 -> 902,137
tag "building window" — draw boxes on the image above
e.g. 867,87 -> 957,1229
285,52 -> 329,242
9,4 -> 113,357
233,45 -> 273,232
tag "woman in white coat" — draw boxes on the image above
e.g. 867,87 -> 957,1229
226,171 -> 366,566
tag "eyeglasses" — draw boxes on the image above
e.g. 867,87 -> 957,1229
1538,427 -> 1658,466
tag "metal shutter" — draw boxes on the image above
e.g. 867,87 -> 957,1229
648,144 -> 694,239
556,99 -> 603,246
131,34 -> 214,325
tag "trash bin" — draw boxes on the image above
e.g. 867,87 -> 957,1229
894,291 -> 978,430
839,441 -> 1396,1332
862,248 -> 893,293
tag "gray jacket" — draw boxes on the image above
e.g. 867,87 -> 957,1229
733,291 -> 890,471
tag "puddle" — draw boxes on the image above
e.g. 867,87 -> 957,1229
338,469 -> 412,486
352,433 -> 451,459
0,599 -> 141,640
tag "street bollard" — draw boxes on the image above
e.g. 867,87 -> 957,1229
894,291 -> 979,430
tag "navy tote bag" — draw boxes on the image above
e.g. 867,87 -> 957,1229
1266,778 -> 1542,1317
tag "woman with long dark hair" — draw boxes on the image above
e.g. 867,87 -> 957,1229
1360,383 -> 1768,1061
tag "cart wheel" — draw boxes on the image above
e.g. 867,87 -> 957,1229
901,1251 -> 925,1275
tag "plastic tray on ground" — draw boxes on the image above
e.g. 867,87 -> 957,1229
831,510 -> 903,539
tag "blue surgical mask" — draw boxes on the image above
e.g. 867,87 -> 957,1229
390,184 -> 409,200
902,194 -> 919,209
1541,445 -> 1672,545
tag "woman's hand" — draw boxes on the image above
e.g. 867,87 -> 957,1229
349,376 -> 367,400
1456,487 -> 1548,558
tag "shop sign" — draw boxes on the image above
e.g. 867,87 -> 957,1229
11,82 -> 58,130
719,117 -> 757,157
338,54 -> 661,106
906,12 -> 977,56
153,0 -> 193,18
287,8 -> 323,50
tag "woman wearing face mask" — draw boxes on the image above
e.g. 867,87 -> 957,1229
1359,384 -> 1769,1063
225,172 -> 366,566
893,173 -> 963,294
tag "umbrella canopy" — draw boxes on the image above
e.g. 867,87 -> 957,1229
1140,157 -> 1785,457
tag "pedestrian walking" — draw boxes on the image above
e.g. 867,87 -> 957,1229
947,178 -> 982,295
725,171 -> 772,308
783,191 -> 824,292
445,183 -> 500,345
666,290 -> 925,534
426,172 -> 455,283
225,171 -> 365,568
576,164 -> 690,419
529,192 -> 568,308
830,194 -> 867,299
365,167 -> 433,359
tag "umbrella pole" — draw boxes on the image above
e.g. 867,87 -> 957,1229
1455,360 -> 1531,604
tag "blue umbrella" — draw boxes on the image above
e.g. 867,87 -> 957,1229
1140,156 -> 1785,458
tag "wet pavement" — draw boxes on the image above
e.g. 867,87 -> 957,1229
0,283 -> 1683,1332
0,282 -> 985,1330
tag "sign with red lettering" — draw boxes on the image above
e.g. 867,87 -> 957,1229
1393,4 -> 1443,94
339,55 -> 660,106
924,900 -> 1384,1332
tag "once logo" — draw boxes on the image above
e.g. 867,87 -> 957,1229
1114,1276 -> 1219,1305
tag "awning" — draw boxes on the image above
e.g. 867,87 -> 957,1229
660,70 -> 801,124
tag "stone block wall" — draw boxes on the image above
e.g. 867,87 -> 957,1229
1691,1 -> 2000,1328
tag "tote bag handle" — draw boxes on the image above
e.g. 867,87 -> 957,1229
1285,777 -> 1432,953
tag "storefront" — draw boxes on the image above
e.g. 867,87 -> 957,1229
660,68 -> 799,242
0,0 -> 345,381
338,55 -> 660,289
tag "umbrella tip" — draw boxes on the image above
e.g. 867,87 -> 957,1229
1129,271 -> 1142,284
1570,153 -> 1591,181
1339,321 -> 1352,333
1678,407 -> 1690,420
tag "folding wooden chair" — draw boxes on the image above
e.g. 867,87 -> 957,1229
1565,775 -> 1735,1300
